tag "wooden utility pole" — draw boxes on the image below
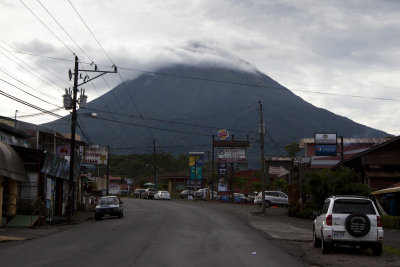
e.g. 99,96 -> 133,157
259,100 -> 266,212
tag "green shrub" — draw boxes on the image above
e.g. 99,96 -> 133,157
382,215 -> 400,229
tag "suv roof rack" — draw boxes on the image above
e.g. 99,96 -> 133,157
330,195 -> 370,199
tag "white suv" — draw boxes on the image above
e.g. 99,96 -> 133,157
254,191 -> 288,207
313,196 -> 383,255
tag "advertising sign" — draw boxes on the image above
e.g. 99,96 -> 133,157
218,162 -> 228,177
315,133 -> 337,145
218,148 -> 246,162
189,152 -> 204,180
57,145 -> 70,157
186,180 -> 202,189
315,145 -> 337,156
217,129 -> 229,140
82,146 -> 108,165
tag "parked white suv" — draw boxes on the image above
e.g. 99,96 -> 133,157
254,191 -> 288,207
313,196 -> 383,255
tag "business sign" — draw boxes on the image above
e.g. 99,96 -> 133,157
218,148 -> 246,162
218,162 -> 228,178
217,129 -> 229,140
189,152 -> 204,180
315,145 -> 337,156
82,146 -> 108,165
186,180 -> 202,189
315,133 -> 337,145
57,145 -> 70,157
269,166 -> 290,177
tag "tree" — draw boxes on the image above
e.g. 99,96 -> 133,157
304,166 -> 369,210
285,142 -> 300,158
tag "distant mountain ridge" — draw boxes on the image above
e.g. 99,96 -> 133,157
43,63 -> 389,167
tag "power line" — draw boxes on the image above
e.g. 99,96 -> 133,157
67,0 -> 156,142
86,107 -> 258,135
0,77 -> 63,110
4,48 -> 398,102
37,0 -> 93,63
0,89 -> 67,120
19,0 -> 74,55
0,39 -> 69,88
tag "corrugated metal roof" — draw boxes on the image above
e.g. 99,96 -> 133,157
299,138 -> 390,148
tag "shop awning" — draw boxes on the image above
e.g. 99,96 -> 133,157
371,186 -> 400,195
0,141 -> 28,182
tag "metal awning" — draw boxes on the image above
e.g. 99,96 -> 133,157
0,141 -> 28,182
371,186 -> 400,195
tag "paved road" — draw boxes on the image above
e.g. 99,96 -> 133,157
0,198 -> 304,267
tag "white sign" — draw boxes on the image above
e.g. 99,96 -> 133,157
218,183 -> 228,191
218,148 -> 246,162
315,133 -> 337,145
269,166 -> 290,177
82,146 -> 108,165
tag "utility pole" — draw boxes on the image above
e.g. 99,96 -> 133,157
259,100 -> 266,212
211,135 -> 215,199
65,56 -> 117,224
106,145 -> 110,195
14,110 -> 18,128
153,139 -> 158,190
67,56 -> 79,225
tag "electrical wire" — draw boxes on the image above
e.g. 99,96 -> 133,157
4,48 -> 398,102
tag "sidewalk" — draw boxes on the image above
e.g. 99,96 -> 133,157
0,211 -> 93,242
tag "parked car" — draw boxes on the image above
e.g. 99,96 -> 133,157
133,188 -> 146,198
142,188 -> 158,199
313,195 -> 383,255
246,192 -> 258,202
233,193 -> 248,203
95,195 -> 123,220
154,191 -> 171,200
196,188 -> 219,199
254,191 -> 288,207
179,190 -> 195,199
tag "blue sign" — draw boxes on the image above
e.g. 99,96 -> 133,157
315,145 -> 337,156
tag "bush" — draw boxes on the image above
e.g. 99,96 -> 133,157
288,202 -> 315,220
382,215 -> 400,229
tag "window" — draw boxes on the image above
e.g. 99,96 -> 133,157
333,200 -> 375,215
321,200 -> 330,214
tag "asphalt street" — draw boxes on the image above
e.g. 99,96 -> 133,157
0,198 -> 304,267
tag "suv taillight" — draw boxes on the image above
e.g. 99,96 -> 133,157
326,214 -> 332,226
377,216 -> 382,227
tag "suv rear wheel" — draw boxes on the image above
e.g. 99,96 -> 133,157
371,242 -> 382,256
265,200 -> 271,208
313,227 -> 321,248
321,233 -> 331,254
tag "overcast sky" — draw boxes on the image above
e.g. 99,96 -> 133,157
0,0 -> 399,136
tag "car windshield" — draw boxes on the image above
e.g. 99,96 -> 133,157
332,199 -> 376,214
99,197 -> 119,205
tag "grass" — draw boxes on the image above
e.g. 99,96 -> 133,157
383,246 -> 400,257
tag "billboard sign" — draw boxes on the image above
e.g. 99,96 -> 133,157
315,145 -> 337,156
82,146 -> 108,165
189,152 -> 204,180
315,133 -> 337,145
218,148 -> 246,162
218,162 -> 228,178
217,129 -> 229,140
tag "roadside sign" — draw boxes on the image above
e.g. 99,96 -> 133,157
217,129 -> 229,140
218,148 -> 246,162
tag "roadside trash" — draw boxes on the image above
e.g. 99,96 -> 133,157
252,252 -> 257,255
